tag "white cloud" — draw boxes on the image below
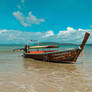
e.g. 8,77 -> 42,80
21,0 -> 24,3
0,27 -> 91,44
13,11 -> 45,27
0,29 -> 8,34
57,27 -> 92,43
0,29 -> 43,44
43,30 -> 54,38
58,27 -> 75,37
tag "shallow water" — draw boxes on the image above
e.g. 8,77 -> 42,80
0,45 -> 92,92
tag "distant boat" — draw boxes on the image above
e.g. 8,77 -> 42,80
23,32 -> 90,63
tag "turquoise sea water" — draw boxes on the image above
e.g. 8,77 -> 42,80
0,45 -> 92,92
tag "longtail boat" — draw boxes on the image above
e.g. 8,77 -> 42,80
23,32 -> 90,63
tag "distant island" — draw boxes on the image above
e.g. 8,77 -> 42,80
32,42 -> 79,46
0,42 -> 92,46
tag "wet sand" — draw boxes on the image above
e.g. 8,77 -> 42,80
0,46 -> 92,92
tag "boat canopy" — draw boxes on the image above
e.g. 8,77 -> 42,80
30,45 -> 58,49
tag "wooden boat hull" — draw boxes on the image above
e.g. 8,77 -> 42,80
24,48 -> 81,63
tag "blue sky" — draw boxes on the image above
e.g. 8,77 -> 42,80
0,0 -> 92,44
